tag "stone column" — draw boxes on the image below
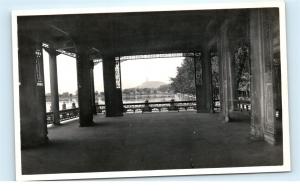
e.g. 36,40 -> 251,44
76,45 -> 94,126
249,9 -> 281,144
204,51 -> 213,113
194,50 -> 212,113
18,35 -> 48,148
216,41 -> 224,116
102,56 -> 123,117
48,49 -> 60,125
90,61 -> 97,115
219,20 -> 234,122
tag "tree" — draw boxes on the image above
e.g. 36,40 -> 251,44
123,88 -> 135,95
61,92 -> 70,97
170,57 -> 196,95
157,84 -> 171,93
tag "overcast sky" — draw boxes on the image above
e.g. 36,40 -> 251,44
43,50 -> 184,94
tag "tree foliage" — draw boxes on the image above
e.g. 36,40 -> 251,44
157,84 -> 171,93
170,57 -> 196,95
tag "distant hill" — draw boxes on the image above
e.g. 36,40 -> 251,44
137,81 -> 166,89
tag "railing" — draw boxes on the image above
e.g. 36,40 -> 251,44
46,112 -> 53,124
96,104 -> 106,113
212,99 -> 220,112
237,100 -> 251,112
237,100 -> 282,119
46,100 -> 221,125
122,100 -> 197,113
46,108 -> 79,125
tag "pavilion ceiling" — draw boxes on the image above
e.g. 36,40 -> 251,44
17,9 -> 250,57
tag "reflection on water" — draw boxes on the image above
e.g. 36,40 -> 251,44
45,93 -> 195,112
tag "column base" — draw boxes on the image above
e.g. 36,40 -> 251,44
52,122 -> 61,126
79,120 -> 95,127
196,109 -> 210,113
264,130 -> 282,145
21,136 -> 49,149
106,113 -> 123,117
250,124 -> 264,138
224,116 -> 231,122
93,108 -> 97,115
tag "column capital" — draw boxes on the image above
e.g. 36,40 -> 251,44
44,47 -> 61,56
102,54 -> 117,61
89,60 -> 95,70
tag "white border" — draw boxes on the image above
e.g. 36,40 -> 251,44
12,0 -> 290,181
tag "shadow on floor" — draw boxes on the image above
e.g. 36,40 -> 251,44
21,111 -> 283,175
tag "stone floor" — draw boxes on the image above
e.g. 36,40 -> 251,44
21,111 -> 283,175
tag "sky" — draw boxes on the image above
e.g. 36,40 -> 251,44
120,58 -> 184,89
43,49 -> 78,94
43,50 -> 184,94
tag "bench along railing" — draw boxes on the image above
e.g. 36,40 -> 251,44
46,112 -> 53,124
237,100 -> 251,112
122,100 -> 197,113
46,108 -> 79,124
212,99 -> 220,112
97,100 -> 221,113
46,100 -> 220,124
96,104 -> 106,113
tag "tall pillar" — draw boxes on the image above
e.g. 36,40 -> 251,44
217,41 -> 224,116
76,45 -> 94,126
219,21 -> 234,122
48,49 -> 60,125
204,51 -> 213,112
194,50 -> 213,113
102,56 -> 123,117
249,9 -> 281,144
18,35 -> 48,148
90,61 -> 97,115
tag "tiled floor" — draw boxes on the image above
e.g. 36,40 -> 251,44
22,111 -> 283,175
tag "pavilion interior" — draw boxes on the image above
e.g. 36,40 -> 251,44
17,7 -> 283,175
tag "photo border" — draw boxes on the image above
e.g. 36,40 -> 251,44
11,0 -> 290,181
